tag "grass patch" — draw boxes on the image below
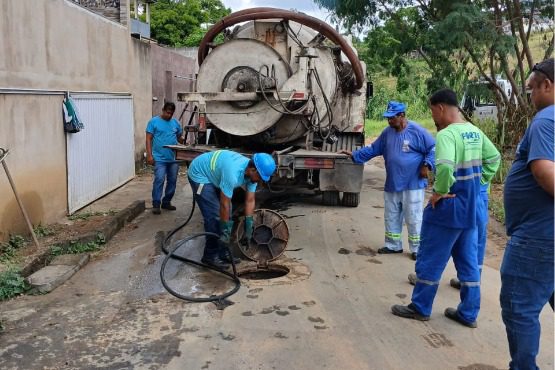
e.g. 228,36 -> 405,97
0,235 -> 27,263
365,118 -> 436,138
50,234 -> 106,257
50,241 -> 101,256
0,268 -> 29,301
68,210 -> 118,221
33,224 -> 55,238
492,158 -> 513,185
489,196 -> 505,224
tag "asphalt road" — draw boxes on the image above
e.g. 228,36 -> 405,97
0,164 -> 552,370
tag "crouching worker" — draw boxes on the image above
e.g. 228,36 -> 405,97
187,150 -> 276,269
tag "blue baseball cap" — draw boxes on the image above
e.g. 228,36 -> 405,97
383,101 -> 406,118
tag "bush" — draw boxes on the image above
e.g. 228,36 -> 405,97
367,82 -> 430,121
0,268 -> 29,301
0,235 -> 27,263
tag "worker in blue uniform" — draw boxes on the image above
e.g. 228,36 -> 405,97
392,89 -> 500,328
342,101 -> 435,260
187,150 -> 276,269
450,183 -> 490,288
409,182 -> 490,288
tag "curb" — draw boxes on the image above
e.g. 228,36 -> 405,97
20,200 -> 146,278
26,253 -> 90,294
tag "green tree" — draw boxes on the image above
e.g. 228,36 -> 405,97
316,0 -> 555,147
149,0 -> 231,47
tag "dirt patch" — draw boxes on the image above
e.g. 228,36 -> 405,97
483,184 -> 508,271
483,221 -> 508,271
0,202 -> 144,277
37,215 -> 112,246
458,365 -> 501,370
355,247 -> 377,256
1,215 -> 111,275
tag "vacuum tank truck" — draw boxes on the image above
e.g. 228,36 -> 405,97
172,7 -> 370,207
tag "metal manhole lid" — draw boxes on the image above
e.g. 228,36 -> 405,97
235,209 -> 289,265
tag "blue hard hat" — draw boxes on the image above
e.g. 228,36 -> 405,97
253,153 -> 276,182
383,101 -> 406,118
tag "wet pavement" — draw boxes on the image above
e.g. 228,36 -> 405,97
0,166 -> 553,370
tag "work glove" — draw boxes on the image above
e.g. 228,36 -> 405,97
219,220 -> 234,245
245,215 -> 254,240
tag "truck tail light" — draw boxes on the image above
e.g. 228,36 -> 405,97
303,158 -> 334,169
198,113 -> 206,130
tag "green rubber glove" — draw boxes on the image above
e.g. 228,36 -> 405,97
219,220 -> 234,244
245,215 -> 254,240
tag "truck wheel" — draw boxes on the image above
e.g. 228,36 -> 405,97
342,192 -> 360,207
322,191 -> 340,206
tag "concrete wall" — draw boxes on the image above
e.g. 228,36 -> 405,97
151,44 -> 196,123
0,0 -> 152,240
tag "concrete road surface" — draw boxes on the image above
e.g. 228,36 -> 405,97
0,164 -> 552,370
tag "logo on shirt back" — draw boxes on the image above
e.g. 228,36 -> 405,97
461,131 -> 480,141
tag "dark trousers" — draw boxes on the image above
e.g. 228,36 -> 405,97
188,179 -> 222,258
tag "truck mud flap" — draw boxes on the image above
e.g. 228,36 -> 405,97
319,160 -> 363,193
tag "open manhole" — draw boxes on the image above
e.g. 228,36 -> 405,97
237,264 -> 290,280
235,209 -> 291,281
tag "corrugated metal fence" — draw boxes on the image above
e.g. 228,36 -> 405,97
67,94 -> 135,213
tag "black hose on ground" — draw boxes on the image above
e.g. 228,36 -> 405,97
159,192 -> 241,303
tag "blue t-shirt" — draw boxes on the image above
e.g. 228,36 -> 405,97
351,121 -> 436,192
146,116 -> 182,162
188,150 -> 258,198
504,105 -> 554,241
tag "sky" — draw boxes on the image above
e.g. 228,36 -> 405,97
221,0 -> 333,24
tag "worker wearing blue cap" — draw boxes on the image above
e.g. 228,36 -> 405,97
342,101 -> 435,260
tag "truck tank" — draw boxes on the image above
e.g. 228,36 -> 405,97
175,8 -> 369,207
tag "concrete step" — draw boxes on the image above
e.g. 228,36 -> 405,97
26,254 -> 90,294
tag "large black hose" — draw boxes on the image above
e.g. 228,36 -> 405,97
159,191 -> 241,303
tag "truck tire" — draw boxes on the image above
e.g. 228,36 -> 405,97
342,192 -> 360,207
322,191 -> 340,206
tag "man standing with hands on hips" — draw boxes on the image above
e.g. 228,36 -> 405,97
391,89 -> 500,328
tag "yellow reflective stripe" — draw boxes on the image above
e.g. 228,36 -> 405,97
385,232 -> 401,240
210,150 -> 222,171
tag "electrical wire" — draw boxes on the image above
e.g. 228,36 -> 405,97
285,22 -> 304,48
257,65 -> 312,116
312,66 -> 334,140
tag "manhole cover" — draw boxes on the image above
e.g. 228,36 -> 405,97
235,209 -> 289,264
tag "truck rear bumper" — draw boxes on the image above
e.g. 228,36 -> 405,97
167,145 -> 364,193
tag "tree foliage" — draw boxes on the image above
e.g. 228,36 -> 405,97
316,0 -> 555,147
149,0 -> 231,47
